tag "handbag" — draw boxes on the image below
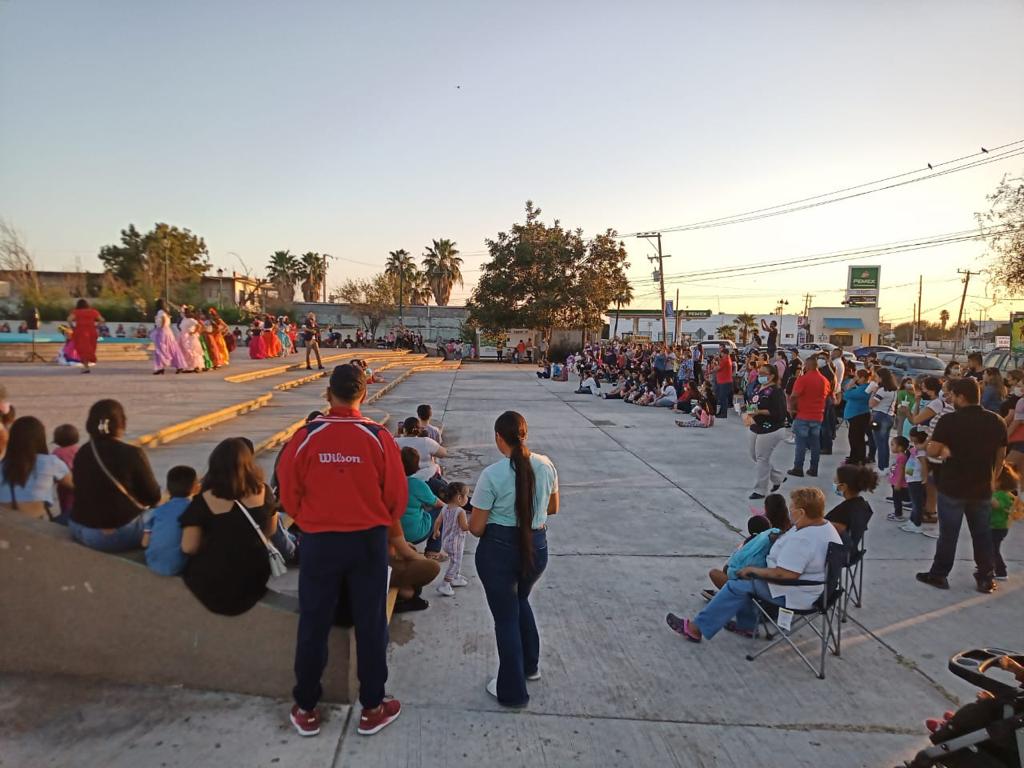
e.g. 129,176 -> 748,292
90,441 -> 149,511
234,500 -> 288,579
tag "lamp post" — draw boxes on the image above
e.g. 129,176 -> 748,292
217,268 -> 224,308
775,298 -> 789,317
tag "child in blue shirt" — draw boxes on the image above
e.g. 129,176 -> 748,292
399,447 -> 445,560
142,465 -> 199,576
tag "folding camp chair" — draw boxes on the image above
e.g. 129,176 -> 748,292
746,542 -> 848,680
841,503 -> 873,622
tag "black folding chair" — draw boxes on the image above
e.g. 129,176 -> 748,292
746,542 -> 848,680
842,504 -> 873,622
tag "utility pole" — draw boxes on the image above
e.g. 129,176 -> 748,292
953,269 -> 980,358
674,288 -> 681,343
323,253 -> 329,303
802,293 -> 814,317
636,232 -> 668,344
398,270 -> 404,328
916,275 -> 923,345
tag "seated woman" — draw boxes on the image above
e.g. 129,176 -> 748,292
672,380 -> 700,413
180,438 -> 279,616
666,487 -> 841,642
702,493 -> 792,600
675,384 -> 718,428
399,447 -> 446,560
653,380 -> 678,407
396,416 -> 447,489
0,416 -> 73,520
71,399 -> 162,551
575,372 -> 600,395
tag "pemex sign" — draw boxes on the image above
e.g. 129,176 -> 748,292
846,265 -> 880,307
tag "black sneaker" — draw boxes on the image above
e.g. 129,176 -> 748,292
393,596 -> 430,613
787,468 -> 804,478
806,469 -> 818,478
749,492 -> 765,500
915,572 -> 949,590
975,578 -> 997,594
771,478 -> 786,493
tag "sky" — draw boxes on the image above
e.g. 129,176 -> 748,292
2,0 -> 1023,325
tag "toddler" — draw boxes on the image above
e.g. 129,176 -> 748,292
900,430 -> 934,536
51,423 -> 80,523
887,435 -> 910,522
142,466 -> 199,576
434,482 -> 471,596
991,463 -> 1022,580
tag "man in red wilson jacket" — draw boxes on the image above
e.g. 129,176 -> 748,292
277,363 -> 408,738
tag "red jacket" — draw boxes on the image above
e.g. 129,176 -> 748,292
276,406 -> 408,533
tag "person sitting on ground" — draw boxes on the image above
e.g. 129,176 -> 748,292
0,416 -> 73,521
51,423 -> 79,524
653,379 -> 678,408
825,463 -> 877,545
675,383 -> 717,428
536,362 -> 551,379
667,486 -> 842,642
388,508 -> 441,614
575,370 -> 600,395
417,404 -> 442,444
180,438 -> 279,615
400,446 -> 446,561
143,465 -> 200,577
672,380 -> 700,414
71,400 -> 161,551
396,416 -> 447,490
702,493 -> 792,600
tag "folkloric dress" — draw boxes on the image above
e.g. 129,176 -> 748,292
152,309 -> 186,371
178,316 -> 205,371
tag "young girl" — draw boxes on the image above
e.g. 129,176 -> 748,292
899,430 -> 934,536
675,383 -> 717,428
826,463 -> 878,543
433,482 -> 471,596
991,463 -> 1022,580
887,435 -> 910,522
52,423 -> 80,523
895,376 -> 916,437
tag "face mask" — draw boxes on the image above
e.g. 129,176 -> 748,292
758,375 -> 769,384
1014,386 -> 1024,397
832,482 -> 844,498
949,368 -> 961,377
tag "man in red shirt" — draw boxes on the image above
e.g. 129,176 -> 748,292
277,364 -> 408,738
787,359 -> 832,477
714,353 -> 735,418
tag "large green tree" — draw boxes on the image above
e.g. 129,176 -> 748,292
422,238 -> 463,306
980,172 -> 1024,293
98,223 -> 209,296
337,273 -> 396,338
266,250 -> 298,304
385,248 -> 420,319
467,202 -> 629,342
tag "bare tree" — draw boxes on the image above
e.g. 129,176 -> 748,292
0,219 -> 40,299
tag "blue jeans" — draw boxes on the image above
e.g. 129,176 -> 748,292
820,399 -> 837,453
928,493 -> 995,581
475,524 -> 548,707
69,516 -> 146,552
872,412 -> 893,470
792,418 -> 821,472
715,382 -> 733,417
908,482 -> 925,526
271,519 -> 298,562
293,527 -> 389,711
694,578 -> 786,638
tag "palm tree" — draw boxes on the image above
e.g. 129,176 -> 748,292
734,313 -> 756,345
421,239 -> 463,306
611,274 -> 634,340
266,250 -> 298,304
296,252 -> 328,302
939,309 -> 950,330
406,269 -> 432,306
716,324 -> 737,341
385,249 -> 417,322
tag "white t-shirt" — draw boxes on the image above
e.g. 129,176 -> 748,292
0,454 -> 69,506
832,356 -> 845,385
765,522 -> 843,610
396,435 -> 442,481
661,384 -> 677,400
867,383 -> 897,415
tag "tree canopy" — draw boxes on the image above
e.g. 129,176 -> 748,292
467,202 -> 630,339
336,273 -> 395,338
422,238 -> 463,306
980,172 -> 1024,294
98,223 -> 209,296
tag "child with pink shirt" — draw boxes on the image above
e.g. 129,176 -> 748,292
51,424 -> 80,524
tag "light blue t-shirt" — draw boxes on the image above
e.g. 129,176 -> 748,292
143,496 -> 190,576
471,453 -> 558,529
0,454 -> 69,506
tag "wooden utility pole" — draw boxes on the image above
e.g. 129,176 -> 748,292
674,288 -> 681,342
916,275 -> 923,344
636,232 -> 669,343
953,269 -> 980,358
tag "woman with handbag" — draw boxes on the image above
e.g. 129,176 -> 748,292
0,415 -> 73,520
180,438 -> 281,616
71,399 -> 162,551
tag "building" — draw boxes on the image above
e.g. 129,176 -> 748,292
197,272 -> 278,310
606,307 -> 802,346
0,270 -> 104,311
806,306 -> 881,347
293,301 -> 470,342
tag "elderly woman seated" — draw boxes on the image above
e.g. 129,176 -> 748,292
665,487 -> 841,642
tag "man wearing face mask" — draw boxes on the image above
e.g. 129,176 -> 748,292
916,378 -> 1006,594
964,352 -> 985,382
787,355 -> 832,477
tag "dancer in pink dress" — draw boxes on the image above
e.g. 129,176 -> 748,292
177,306 -> 205,373
151,299 -> 187,375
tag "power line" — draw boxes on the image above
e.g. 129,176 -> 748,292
617,139 -> 1024,237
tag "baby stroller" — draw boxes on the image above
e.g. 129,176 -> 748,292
903,648 -> 1023,767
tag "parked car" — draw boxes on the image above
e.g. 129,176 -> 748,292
853,345 -> 897,360
983,349 -> 1024,373
694,340 -> 738,358
876,352 -> 946,377
798,342 -> 838,359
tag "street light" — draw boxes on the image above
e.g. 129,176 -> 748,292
217,268 -> 224,308
775,298 -> 789,316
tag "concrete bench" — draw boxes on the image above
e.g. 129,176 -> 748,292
0,510 -> 359,702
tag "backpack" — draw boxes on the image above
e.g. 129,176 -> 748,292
726,528 -> 780,576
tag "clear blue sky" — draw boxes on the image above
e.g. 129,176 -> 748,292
2,0 -> 1023,323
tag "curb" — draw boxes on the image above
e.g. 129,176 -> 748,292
224,351 -> 415,384
135,393 -> 274,448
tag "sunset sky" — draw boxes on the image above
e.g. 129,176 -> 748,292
2,0 -> 1022,324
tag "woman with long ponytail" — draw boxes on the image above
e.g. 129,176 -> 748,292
470,411 -> 559,707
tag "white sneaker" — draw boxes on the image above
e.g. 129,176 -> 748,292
900,522 -> 923,534
486,678 -> 498,698
436,581 -> 455,596
526,669 -> 542,681
451,575 -> 469,587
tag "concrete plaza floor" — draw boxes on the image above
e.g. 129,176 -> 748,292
2,362 -> 1021,768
